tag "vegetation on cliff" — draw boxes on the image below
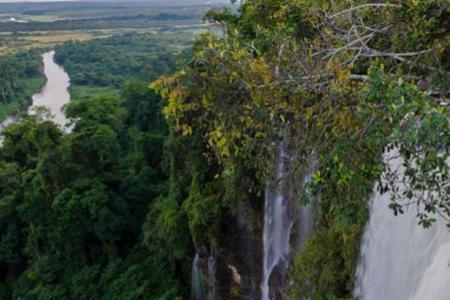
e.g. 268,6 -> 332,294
153,0 -> 449,298
0,1 -> 449,299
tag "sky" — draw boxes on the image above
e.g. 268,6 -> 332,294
0,0 -> 224,2
0,0 -> 74,2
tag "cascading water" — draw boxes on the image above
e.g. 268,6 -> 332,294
297,168 -> 316,250
192,253 -> 206,300
355,152 -> 450,300
191,251 -> 217,300
207,251 -> 216,300
262,144 -> 292,300
262,144 -> 317,300
411,242 -> 450,300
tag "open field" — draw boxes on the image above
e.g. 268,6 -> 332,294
0,1 -> 229,32
23,32 -> 93,44
0,31 -> 93,54
0,23 -> 216,54
0,0 -> 229,53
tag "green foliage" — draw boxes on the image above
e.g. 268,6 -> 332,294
363,67 -> 450,228
0,50 -> 45,121
289,223 -> 363,300
1,1 -> 449,299
184,178 -> 222,246
0,82 -> 188,299
153,0 -> 449,298
54,33 -> 181,90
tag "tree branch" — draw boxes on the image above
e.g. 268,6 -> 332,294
328,3 -> 402,19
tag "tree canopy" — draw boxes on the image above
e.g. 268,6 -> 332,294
0,1 -> 449,299
0,51 -> 45,121
152,0 -> 450,298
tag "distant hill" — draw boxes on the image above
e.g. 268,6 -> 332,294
0,0 -> 229,5
0,1 -> 231,16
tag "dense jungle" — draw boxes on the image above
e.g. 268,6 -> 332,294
0,1 -> 449,300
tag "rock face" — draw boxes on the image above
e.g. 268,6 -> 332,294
267,263 -> 285,300
192,205 -> 263,300
217,208 -> 263,300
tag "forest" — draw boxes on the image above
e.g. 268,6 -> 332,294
0,32 -> 184,299
0,0 -> 449,300
0,1 -> 223,55
0,1 -> 225,33
0,70 -> 181,300
0,51 -> 45,121
0,13 -> 204,33
54,33 -> 189,94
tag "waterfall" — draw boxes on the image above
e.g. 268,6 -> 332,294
192,253 -> 206,300
207,251 -> 216,300
411,242 -> 450,300
191,251 -> 217,300
262,143 -> 317,300
262,144 -> 291,300
297,169 -> 315,250
355,152 -> 450,300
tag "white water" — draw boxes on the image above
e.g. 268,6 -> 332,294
262,145 -> 317,300
0,50 -> 71,140
355,153 -> 450,300
262,144 -> 292,300
297,166 -> 316,249
207,252 -> 216,300
191,251 -> 217,300
411,242 -> 450,300
192,253 -> 207,300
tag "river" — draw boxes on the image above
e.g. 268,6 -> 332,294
29,50 -> 71,128
0,50 -> 70,138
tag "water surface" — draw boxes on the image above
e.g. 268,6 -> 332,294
29,50 -> 70,129
0,50 -> 70,144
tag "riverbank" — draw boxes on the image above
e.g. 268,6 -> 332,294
0,51 -> 46,122
0,77 -> 46,121
30,50 -> 71,128
0,50 -> 71,133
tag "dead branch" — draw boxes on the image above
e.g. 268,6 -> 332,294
328,3 -> 402,19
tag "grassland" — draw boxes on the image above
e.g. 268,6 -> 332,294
0,32 -> 91,54
0,1 -> 228,54
0,23 -> 213,55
